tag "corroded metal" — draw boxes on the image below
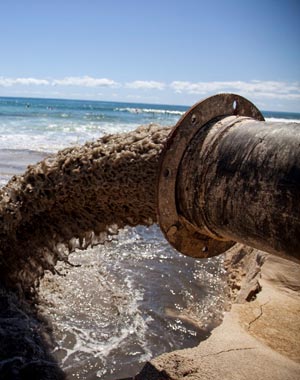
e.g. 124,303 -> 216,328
157,94 -> 264,258
158,93 -> 300,260
177,116 -> 300,259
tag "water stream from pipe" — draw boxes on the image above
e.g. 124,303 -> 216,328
0,98 -> 227,379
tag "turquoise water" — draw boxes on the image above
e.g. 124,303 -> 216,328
0,96 -> 186,153
0,96 -> 187,188
0,95 -> 298,154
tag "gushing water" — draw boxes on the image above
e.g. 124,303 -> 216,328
37,226 -> 225,379
0,124 -> 170,291
0,111 -> 226,379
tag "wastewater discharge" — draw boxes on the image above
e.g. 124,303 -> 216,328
0,124 -> 170,291
0,124 -> 226,379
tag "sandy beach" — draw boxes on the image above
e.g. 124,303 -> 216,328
135,246 -> 300,379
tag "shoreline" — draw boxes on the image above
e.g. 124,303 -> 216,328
134,245 -> 300,379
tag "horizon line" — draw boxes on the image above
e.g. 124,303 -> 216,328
1,94 -> 300,115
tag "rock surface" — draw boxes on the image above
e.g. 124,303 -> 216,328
135,246 -> 300,379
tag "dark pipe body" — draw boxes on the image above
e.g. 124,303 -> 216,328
177,116 -> 300,259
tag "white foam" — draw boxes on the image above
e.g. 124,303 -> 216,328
37,226 -> 226,379
115,107 -> 185,116
265,117 -> 300,124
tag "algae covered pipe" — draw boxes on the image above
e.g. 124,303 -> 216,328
158,93 -> 300,261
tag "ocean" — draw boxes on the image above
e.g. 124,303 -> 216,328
1,96 -> 299,379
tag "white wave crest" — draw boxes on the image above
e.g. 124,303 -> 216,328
265,117 -> 300,124
115,107 -> 185,116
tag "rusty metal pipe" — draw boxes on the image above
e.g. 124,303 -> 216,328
158,94 -> 300,260
177,116 -> 300,258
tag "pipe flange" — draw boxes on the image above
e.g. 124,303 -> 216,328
157,93 -> 264,258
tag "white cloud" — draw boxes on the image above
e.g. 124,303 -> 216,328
52,76 -> 119,87
0,76 -> 299,105
126,80 -> 166,90
170,81 -> 220,94
169,80 -> 300,100
0,77 -> 50,86
0,76 -> 118,88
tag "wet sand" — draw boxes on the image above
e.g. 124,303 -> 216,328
135,246 -> 300,380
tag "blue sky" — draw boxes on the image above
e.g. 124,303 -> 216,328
0,0 -> 299,111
